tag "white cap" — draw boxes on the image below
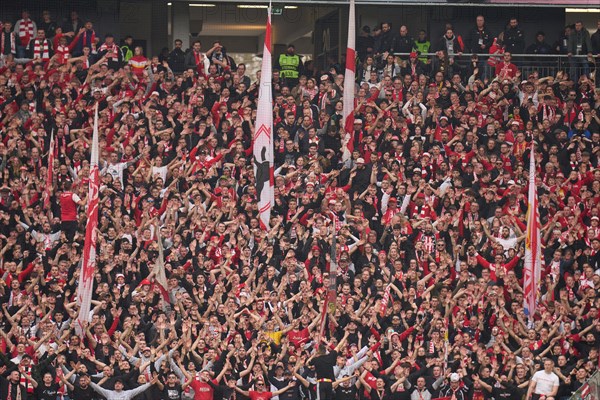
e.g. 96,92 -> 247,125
450,373 -> 460,382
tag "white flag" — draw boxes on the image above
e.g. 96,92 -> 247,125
253,7 -> 274,230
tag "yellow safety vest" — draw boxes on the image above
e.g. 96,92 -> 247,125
279,54 -> 300,79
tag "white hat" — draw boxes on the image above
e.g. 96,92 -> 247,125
356,158 -> 365,164
450,373 -> 460,382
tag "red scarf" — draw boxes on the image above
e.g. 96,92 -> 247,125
0,31 -> 16,54
18,19 -> 34,46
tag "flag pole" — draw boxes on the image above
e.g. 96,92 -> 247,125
76,103 -> 100,336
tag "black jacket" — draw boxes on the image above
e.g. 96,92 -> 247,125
466,26 -> 493,53
0,377 -> 28,400
504,26 -> 525,54
592,29 -> 600,54
391,35 -> 415,54
375,30 -> 394,54
168,48 -> 186,73
526,41 -> 553,55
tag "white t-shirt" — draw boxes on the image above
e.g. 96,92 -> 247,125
103,162 -> 128,184
532,370 -> 559,395
152,165 -> 168,182
495,236 -> 518,253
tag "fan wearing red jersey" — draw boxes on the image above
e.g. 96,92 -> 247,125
59,181 -> 86,241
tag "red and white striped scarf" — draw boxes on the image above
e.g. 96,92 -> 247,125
539,104 -> 555,122
98,42 -> 119,62
55,367 -> 68,397
6,381 -> 22,400
1,30 -> 16,54
32,39 -> 51,61
82,30 -> 96,49
19,363 -> 34,393
56,44 -> 70,64
18,19 -> 34,46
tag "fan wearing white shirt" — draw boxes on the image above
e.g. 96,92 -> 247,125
150,155 -> 182,187
526,359 -> 559,400
483,222 -> 525,255
101,152 -> 142,185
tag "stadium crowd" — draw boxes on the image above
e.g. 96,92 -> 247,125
0,7 -> 600,400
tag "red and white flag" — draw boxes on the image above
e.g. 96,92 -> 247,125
154,230 -> 170,306
379,284 -> 391,316
524,142 -> 541,320
76,104 -> 100,335
44,130 -> 55,210
253,7 -> 274,230
341,0 -> 356,162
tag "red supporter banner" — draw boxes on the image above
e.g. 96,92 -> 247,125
76,103 -> 100,335
524,141 -> 542,320
44,131 -> 54,210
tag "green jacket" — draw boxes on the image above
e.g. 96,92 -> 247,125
414,40 -> 430,63
121,45 -> 133,62
278,54 -> 301,79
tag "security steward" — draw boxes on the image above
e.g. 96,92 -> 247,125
277,44 -> 303,89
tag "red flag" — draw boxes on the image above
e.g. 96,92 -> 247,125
44,131 -> 55,210
76,104 -> 99,336
524,142 -> 542,320
379,284 -> 391,316
253,7 -> 274,230
341,0 -> 356,162
316,295 -> 328,346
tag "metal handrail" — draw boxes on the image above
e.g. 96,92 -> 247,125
390,52 -> 592,58
364,51 -> 594,81
569,369 -> 600,400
